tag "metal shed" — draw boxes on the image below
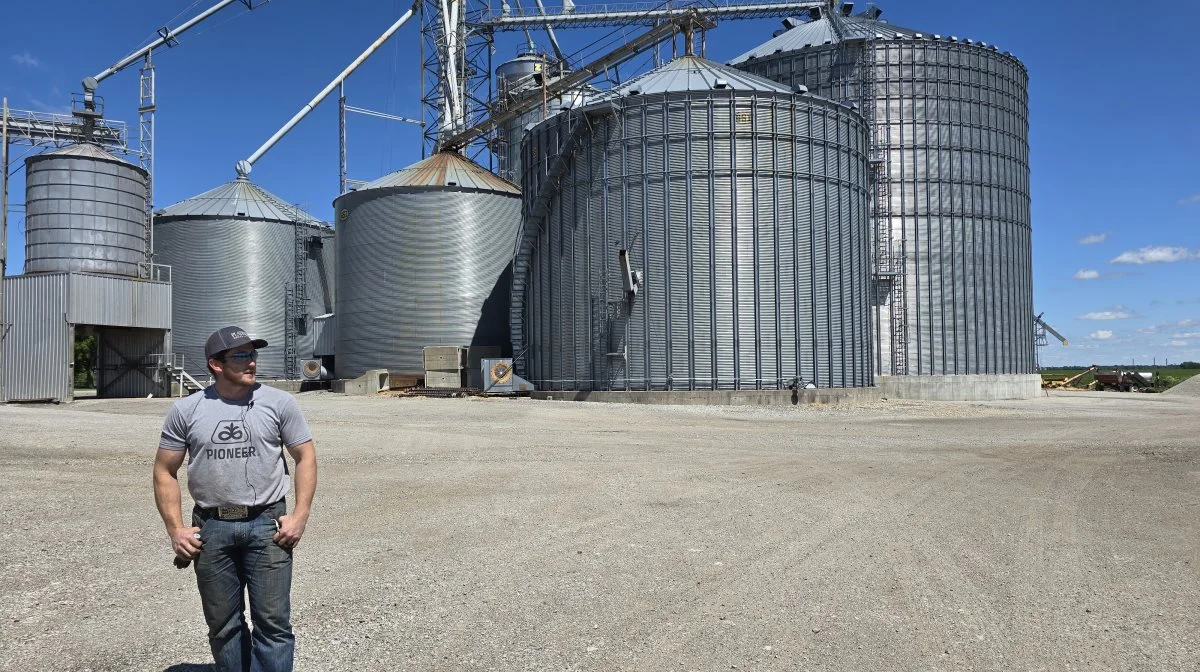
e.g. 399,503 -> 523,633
1,272 -> 172,402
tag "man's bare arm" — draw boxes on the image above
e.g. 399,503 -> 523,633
153,448 -> 202,559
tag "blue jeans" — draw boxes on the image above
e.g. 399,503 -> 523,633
192,501 -> 293,672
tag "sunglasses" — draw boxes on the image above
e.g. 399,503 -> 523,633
224,350 -> 259,363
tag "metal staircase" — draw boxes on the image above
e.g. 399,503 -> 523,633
510,102 -> 616,380
154,353 -> 205,396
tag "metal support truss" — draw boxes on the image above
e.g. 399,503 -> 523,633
422,0 -> 823,157
138,53 -> 156,271
441,10 -> 710,151
480,0 -> 823,28
421,0 -> 494,159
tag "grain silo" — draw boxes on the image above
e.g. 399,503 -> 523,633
153,174 -> 335,380
24,143 -> 149,277
495,51 -> 591,184
514,55 -> 872,392
731,2 -> 1035,378
4,143 -> 172,403
332,151 -> 521,378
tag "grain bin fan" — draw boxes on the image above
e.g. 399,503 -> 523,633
301,359 -> 331,381
481,358 -> 534,395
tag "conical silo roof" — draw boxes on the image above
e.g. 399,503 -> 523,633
602,55 -> 796,97
731,9 -> 927,63
156,176 -> 321,223
358,151 -> 519,194
29,142 -> 145,172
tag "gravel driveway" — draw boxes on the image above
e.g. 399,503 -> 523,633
1,390 -> 1197,671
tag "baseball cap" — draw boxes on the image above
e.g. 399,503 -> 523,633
205,326 -> 269,360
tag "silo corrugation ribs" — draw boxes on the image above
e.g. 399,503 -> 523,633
333,153 -> 522,378
734,18 -> 1035,376
154,179 -> 335,380
24,144 -> 148,278
517,68 -> 872,391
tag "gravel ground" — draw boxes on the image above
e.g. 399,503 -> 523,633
1163,374 -> 1200,397
0,390 -> 1197,671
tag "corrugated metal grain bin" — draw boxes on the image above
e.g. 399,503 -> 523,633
514,56 -> 873,391
332,152 -> 521,378
731,3 -> 1035,376
154,177 -> 335,379
23,143 -> 148,278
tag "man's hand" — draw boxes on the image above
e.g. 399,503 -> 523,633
274,513 -> 307,549
170,526 -> 203,560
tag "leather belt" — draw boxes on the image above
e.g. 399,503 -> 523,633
196,499 -> 283,521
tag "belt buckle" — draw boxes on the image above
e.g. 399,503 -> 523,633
217,505 -> 249,520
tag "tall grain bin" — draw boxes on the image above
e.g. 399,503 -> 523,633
154,176 -> 335,380
24,143 -> 148,277
731,2 -> 1035,377
514,56 -> 872,391
332,151 -> 521,378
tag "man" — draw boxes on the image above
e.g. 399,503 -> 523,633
153,326 -> 318,672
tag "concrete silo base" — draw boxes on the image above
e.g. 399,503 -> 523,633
877,374 -> 1043,401
531,388 -> 882,406
529,375 -> 1042,406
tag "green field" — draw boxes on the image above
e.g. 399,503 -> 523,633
1040,366 -> 1200,390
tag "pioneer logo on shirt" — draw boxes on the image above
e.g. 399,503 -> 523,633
207,420 -> 255,460
211,419 -> 252,445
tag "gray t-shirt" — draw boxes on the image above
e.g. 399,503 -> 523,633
159,384 -> 313,509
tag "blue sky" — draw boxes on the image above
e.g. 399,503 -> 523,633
3,0 -> 1198,367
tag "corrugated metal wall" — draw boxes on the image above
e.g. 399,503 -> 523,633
736,39 -> 1035,375
154,219 -> 335,379
0,274 -> 71,402
518,91 -> 872,391
67,273 -> 171,328
312,314 -> 335,358
498,89 -> 590,184
333,188 -> 522,377
24,151 -> 148,278
2,273 -> 172,402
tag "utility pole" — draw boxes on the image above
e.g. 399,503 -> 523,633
1,97 -> 8,399
1,97 -> 8,281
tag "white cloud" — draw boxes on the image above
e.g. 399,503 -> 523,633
10,51 -> 40,68
1079,310 -> 1133,320
1179,194 -> 1200,206
1169,340 -> 1189,347
1089,330 -> 1113,340
1079,233 -> 1107,245
1111,246 -> 1200,264
1073,269 -> 1100,280
1174,332 -> 1200,339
